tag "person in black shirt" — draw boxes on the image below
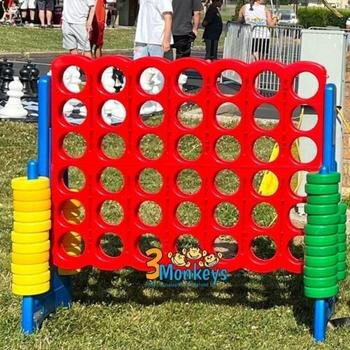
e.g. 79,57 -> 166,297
202,0 -> 223,61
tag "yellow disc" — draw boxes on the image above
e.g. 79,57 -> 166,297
12,252 -> 49,264
11,231 -> 49,244
58,268 -> 81,276
14,220 -> 51,233
12,177 -> 49,191
12,241 -> 50,254
13,188 -> 51,202
14,210 -> 51,223
13,199 -> 51,212
12,282 -> 50,296
13,271 -> 50,285
11,262 -> 49,275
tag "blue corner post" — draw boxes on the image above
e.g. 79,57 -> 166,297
313,83 -> 337,342
21,75 -> 72,334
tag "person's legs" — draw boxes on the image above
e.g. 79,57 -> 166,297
173,34 -> 191,59
28,0 -> 35,25
46,0 -> 54,26
204,39 -> 213,61
73,23 -> 92,57
20,0 -> 28,23
38,0 -> 45,26
133,43 -> 148,59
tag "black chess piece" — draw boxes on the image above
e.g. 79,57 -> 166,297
19,64 -> 33,100
112,68 -> 124,92
29,64 -> 39,100
0,58 -> 9,87
0,63 -> 14,101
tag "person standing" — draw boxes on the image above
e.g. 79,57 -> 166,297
238,0 -> 277,60
90,0 -> 106,57
202,0 -> 223,61
170,0 -> 203,59
19,0 -> 36,26
133,0 -> 173,59
62,0 -> 96,57
38,0 -> 54,28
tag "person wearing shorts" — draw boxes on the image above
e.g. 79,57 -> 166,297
19,0 -> 36,26
37,0 -> 54,28
62,0 -> 96,57
90,0 -> 106,57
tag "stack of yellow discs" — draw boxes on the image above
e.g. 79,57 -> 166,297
11,177 -> 51,296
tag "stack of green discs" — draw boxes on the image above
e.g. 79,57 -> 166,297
337,202 -> 347,281
304,172 -> 341,299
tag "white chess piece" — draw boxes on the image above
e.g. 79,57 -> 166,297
63,66 -> 81,93
0,77 -> 28,119
178,73 -> 188,88
102,67 -> 115,93
102,100 -> 126,125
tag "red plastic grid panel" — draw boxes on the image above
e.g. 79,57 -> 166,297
50,55 -> 326,273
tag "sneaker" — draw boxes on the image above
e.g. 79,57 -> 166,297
47,24 -> 54,28
40,24 -> 46,29
28,22 -> 34,27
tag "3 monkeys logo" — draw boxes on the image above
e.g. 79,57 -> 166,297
145,247 -> 228,286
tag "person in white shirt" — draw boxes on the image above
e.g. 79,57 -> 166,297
238,0 -> 277,59
62,0 -> 96,57
133,0 -> 173,59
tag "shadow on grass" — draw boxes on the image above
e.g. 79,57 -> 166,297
71,267 -> 313,329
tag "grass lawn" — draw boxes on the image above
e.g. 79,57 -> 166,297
1,116 -> 350,350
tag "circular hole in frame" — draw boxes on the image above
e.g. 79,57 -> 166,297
139,134 -> 164,160
100,167 -> 124,193
252,202 -> 277,228
214,202 -> 239,227
176,168 -> 202,195
138,234 -> 162,255
138,168 -> 163,194
254,103 -> 279,130
176,234 -> 200,253
99,233 -> 123,257
216,69 -> 242,96
63,166 -> 86,191
215,169 -> 240,195
176,201 -> 201,227
254,70 -> 280,98
100,200 -> 124,225
63,98 -> 87,125
139,101 -> 164,127
251,235 -> 276,260
62,132 -> 86,158
138,201 -> 162,226
101,100 -> 126,126
140,67 -> 164,94
61,231 -> 84,257
177,69 -> 202,95
293,72 -> 319,99
63,65 -> 86,93
289,205 -> 306,229
177,135 -> 203,161
215,136 -> 240,162
290,171 -> 306,197
292,105 -> 318,131
252,170 -> 279,196
253,136 -> 279,163
288,235 -> 304,260
62,199 -> 85,224
101,66 -> 125,93
177,102 -> 203,129
214,235 -> 238,259
216,103 -> 241,129
291,137 -> 317,163
101,133 -> 126,159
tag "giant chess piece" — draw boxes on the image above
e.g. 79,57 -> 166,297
0,62 -> 14,102
0,58 -> 9,90
29,64 -> 40,99
19,64 -> 33,100
101,67 -> 115,93
63,66 -> 81,93
0,77 -> 28,119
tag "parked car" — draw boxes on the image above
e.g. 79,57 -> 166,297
277,9 -> 298,26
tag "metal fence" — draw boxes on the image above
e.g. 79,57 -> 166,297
223,21 -> 303,93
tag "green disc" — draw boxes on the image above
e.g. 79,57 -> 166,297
305,235 -> 338,246
305,285 -> 339,299
304,265 -> 337,278
305,183 -> 339,195
305,204 -> 339,215
305,255 -> 338,267
307,214 -> 340,226
304,224 -> 338,235
338,243 -> 347,252
338,262 -> 347,271
339,215 -> 347,224
306,172 -> 340,184
338,251 -> 347,261
338,203 -> 347,214
304,275 -> 338,288
305,245 -> 338,256
337,270 -> 347,281
307,193 -> 340,205
338,234 -> 347,243
338,224 -> 347,232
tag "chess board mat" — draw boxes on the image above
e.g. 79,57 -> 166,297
0,98 -> 38,122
